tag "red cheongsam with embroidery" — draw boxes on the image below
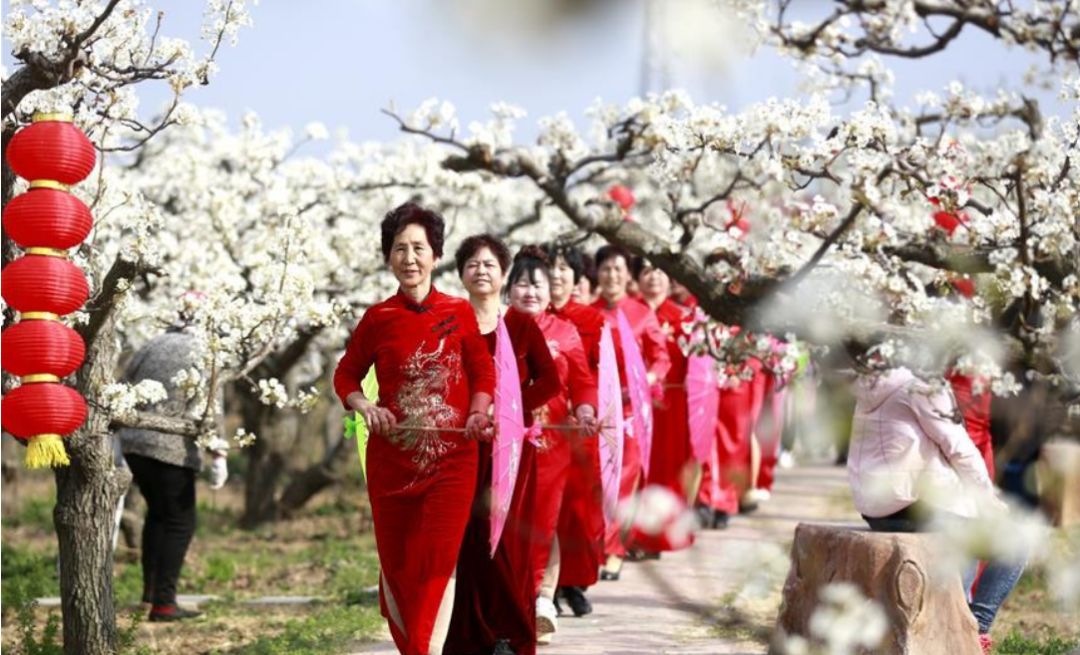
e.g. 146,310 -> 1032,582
592,296 -> 671,557
446,307 -> 559,655
334,288 -> 495,655
530,312 -> 597,591
697,357 -> 768,514
627,298 -> 695,552
548,300 -> 607,587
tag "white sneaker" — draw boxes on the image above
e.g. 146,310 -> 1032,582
779,451 -> 795,469
536,595 -> 558,644
744,488 -> 771,504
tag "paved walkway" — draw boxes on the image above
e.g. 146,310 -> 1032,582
354,463 -> 861,655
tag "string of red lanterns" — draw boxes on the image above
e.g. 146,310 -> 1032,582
2,113 -> 96,468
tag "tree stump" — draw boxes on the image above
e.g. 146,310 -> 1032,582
1039,440 -> 1080,528
771,523 -> 980,655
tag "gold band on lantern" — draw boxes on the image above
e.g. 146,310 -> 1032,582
32,112 -> 74,123
22,374 -> 60,384
29,180 -> 71,192
26,247 -> 68,259
21,312 -> 60,321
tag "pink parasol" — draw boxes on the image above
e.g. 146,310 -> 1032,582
491,315 -> 525,556
616,309 -> 653,478
597,324 -> 625,525
686,355 -> 719,466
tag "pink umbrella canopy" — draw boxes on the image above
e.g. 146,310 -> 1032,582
491,315 -> 525,556
597,324 -> 625,525
616,309 -> 653,478
686,355 -> 719,466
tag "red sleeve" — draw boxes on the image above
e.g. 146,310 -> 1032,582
582,314 -> 604,372
641,311 -> 672,382
334,313 -> 374,409
460,303 -> 496,399
564,330 -> 598,409
521,317 -> 561,415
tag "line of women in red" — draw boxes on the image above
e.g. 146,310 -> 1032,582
333,203 -> 780,655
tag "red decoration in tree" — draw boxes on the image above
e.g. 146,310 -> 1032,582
933,210 -> 967,236
1,255 -> 89,315
1,383 -> 88,438
1,320 -> 86,377
951,277 -> 976,298
6,114 -> 96,185
3,187 -> 93,249
725,200 -> 751,237
608,185 -> 636,211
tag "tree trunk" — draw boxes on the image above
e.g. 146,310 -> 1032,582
277,434 -> 352,517
56,311 -> 129,655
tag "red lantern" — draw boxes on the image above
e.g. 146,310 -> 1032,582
3,186 -> 93,249
0,383 -> 87,437
1,255 -> 89,315
5,114 -> 96,185
1,320 -> 86,377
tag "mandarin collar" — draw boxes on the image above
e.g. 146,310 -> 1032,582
397,285 -> 438,312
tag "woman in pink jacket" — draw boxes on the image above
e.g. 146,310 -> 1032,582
846,363 -> 1025,654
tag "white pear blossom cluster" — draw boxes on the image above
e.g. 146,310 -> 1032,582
4,0 -> 255,148
99,379 -> 168,420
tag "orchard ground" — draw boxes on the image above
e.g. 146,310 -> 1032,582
3,463 -> 1077,655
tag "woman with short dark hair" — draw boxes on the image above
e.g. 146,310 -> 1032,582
591,244 -> 671,579
446,234 -> 560,655
334,203 -> 495,655
505,246 -> 598,646
540,242 -> 608,615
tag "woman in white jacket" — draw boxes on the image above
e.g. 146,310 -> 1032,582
846,365 -> 1025,653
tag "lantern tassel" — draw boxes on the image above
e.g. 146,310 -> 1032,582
25,434 -> 70,469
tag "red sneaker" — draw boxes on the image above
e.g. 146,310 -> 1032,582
978,633 -> 993,655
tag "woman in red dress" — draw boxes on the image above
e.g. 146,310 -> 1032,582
542,243 -> 607,617
590,245 -> 671,579
445,235 -> 560,655
333,204 -> 495,655
696,356 -> 768,528
628,260 -> 696,555
505,246 -> 599,645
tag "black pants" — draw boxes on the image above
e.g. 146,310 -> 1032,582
126,454 -> 196,606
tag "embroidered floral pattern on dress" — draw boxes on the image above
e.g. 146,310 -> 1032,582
393,339 -> 463,471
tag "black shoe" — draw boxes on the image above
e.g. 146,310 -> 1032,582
695,505 -> 714,529
629,550 -> 660,561
712,511 -> 730,529
561,586 -> 592,617
148,605 -> 202,622
553,589 -> 564,616
492,638 -> 516,655
599,568 -> 620,581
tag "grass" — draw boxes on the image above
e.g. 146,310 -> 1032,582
2,475 -> 384,654
219,604 -> 383,654
995,628 -> 1078,655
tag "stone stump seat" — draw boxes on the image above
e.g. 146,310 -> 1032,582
772,522 -> 981,655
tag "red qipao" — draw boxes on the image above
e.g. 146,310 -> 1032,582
333,288 -> 495,655
591,296 -> 671,556
548,301 -> 607,588
531,312 -> 598,591
697,358 -> 768,514
446,307 -> 560,655
629,298 -> 695,552
755,373 -> 787,491
948,372 -> 995,479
